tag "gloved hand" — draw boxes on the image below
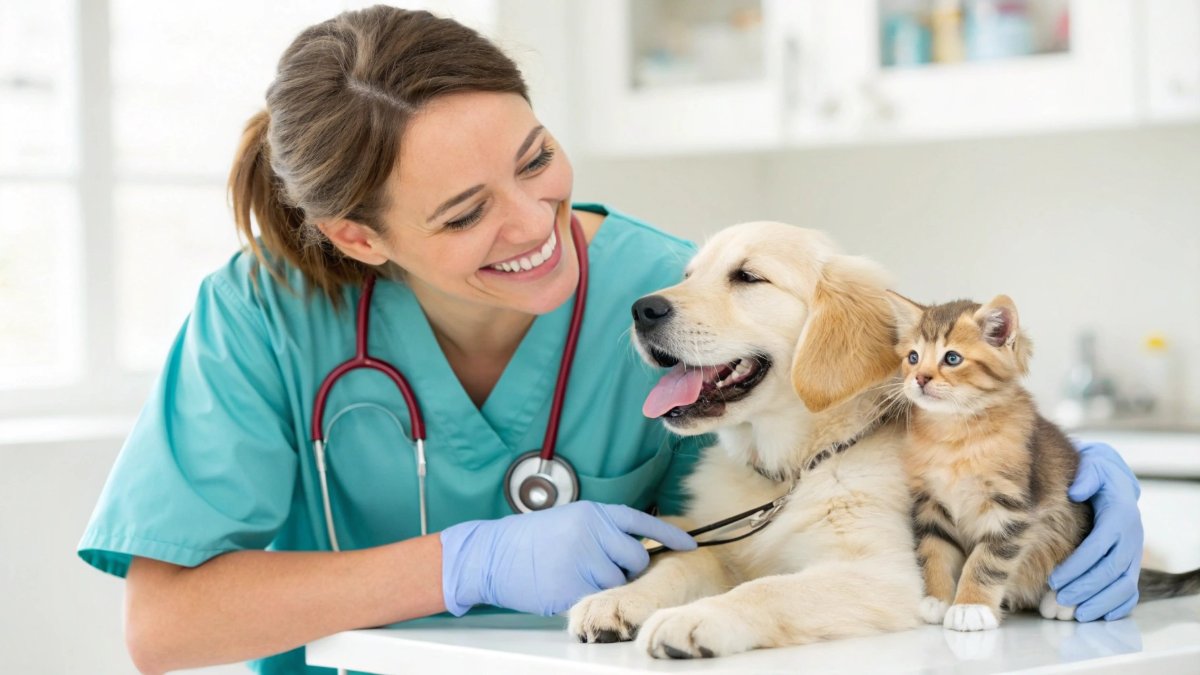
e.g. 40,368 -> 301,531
1049,441 -> 1144,622
440,500 -> 696,617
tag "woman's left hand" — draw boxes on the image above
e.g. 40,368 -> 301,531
1049,441 -> 1144,622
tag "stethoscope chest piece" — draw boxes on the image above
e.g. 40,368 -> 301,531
504,450 -> 579,513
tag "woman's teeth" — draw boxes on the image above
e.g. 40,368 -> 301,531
490,229 -> 557,273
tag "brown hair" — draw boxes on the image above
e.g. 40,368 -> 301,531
228,5 -> 528,305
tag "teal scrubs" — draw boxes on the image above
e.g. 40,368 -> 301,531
78,204 -> 710,674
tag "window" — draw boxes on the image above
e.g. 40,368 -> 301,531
1,0 -> 497,416
0,0 -> 80,389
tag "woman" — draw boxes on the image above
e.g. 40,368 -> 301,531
77,7 -> 1145,674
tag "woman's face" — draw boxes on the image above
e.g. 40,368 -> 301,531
375,91 -> 577,316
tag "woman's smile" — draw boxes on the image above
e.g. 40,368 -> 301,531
478,221 -> 566,282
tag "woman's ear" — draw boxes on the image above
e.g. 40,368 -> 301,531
791,256 -> 899,412
316,219 -> 390,266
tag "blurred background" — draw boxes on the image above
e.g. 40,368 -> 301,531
1,1 -> 1198,672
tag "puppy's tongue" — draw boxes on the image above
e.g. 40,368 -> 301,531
643,364 -> 718,418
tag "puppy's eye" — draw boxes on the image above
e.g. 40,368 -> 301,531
943,351 -> 963,366
907,351 -> 919,365
731,268 -> 765,284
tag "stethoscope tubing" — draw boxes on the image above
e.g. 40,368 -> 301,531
539,216 -> 589,462
311,278 -> 426,444
310,214 -> 588,548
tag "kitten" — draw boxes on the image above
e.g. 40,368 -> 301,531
889,293 -> 1200,632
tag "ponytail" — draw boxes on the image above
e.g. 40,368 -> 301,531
227,109 -> 370,307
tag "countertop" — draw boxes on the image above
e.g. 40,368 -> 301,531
306,595 -> 1200,674
1069,427 -> 1200,479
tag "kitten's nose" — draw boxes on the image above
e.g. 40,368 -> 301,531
916,373 -> 932,388
632,295 -> 673,332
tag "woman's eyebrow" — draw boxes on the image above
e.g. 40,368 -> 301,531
425,125 -> 546,223
514,125 -> 544,161
428,185 -> 484,223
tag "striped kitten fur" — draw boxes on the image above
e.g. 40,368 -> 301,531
889,293 -> 1200,631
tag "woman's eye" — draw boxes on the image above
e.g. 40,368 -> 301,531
732,269 -> 765,284
522,146 -> 555,174
907,351 -> 919,365
445,204 -> 485,230
944,351 -> 963,366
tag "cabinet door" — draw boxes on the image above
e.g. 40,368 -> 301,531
792,1 -> 1140,143
577,0 -> 793,156
1144,0 -> 1200,120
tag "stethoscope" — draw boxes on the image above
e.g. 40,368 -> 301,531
310,215 -> 588,551
643,418 -> 882,556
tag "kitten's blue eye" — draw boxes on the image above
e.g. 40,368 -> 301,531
907,351 -> 919,365
944,351 -> 963,366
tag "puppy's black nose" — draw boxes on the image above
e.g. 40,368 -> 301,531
632,295 -> 673,331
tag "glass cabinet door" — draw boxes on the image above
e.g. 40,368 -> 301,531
578,0 -> 795,156
789,0 -> 1139,142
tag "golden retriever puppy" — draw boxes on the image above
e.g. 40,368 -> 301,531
569,222 -> 922,658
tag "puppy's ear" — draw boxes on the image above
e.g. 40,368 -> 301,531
792,256 -> 898,412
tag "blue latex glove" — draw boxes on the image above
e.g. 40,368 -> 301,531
1049,441 -> 1144,622
440,500 -> 696,617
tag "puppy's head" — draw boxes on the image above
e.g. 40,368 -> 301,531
633,222 -> 897,434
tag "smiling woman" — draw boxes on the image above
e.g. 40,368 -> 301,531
76,6 -> 712,675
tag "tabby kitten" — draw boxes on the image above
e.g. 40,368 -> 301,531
890,293 -> 1200,632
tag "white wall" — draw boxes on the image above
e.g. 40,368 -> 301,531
1,431 -> 246,675
573,123 -> 1200,420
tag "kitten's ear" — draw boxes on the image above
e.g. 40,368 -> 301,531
887,290 -> 924,337
792,256 -> 898,412
974,295 -> 1020,348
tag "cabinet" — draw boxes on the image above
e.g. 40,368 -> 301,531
1144,0 -> 1200,120
577,1 -> 1192,155
792,1 -> 1137,143
576,0 -> 795,155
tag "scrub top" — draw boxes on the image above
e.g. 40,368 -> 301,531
78,203 -> 711,675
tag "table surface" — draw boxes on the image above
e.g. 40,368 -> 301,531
307,594 -> 1200,674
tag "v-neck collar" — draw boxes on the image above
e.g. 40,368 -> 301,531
367,209 -> 615,466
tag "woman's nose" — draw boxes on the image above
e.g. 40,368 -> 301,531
496,198 -> 550,244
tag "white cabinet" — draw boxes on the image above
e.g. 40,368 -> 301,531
794,1 -> 1138,143
577,0 -> 797,155
1143,0 -> 1200,121
577,1 -> 1194,155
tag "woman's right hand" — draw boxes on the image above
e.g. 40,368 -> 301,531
439,501 -> 696,617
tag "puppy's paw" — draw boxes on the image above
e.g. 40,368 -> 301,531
568,588 -> 656,643
919,595 -> 949,624
636,600 -> 756,659
943,604 -> 999,631
1038,590 -> 1076,621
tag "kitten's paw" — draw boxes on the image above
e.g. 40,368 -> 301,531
1039,590 -> 1076,621
568,588 -> 657,643
919,596 -> 950,624
943,604 -> 999,632
636,600 -> 756,659
942,624 -> 1000,660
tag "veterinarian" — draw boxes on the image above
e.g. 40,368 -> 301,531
77,7 -> 1146,675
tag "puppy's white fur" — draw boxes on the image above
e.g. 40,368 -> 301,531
569,222 -> 922,658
